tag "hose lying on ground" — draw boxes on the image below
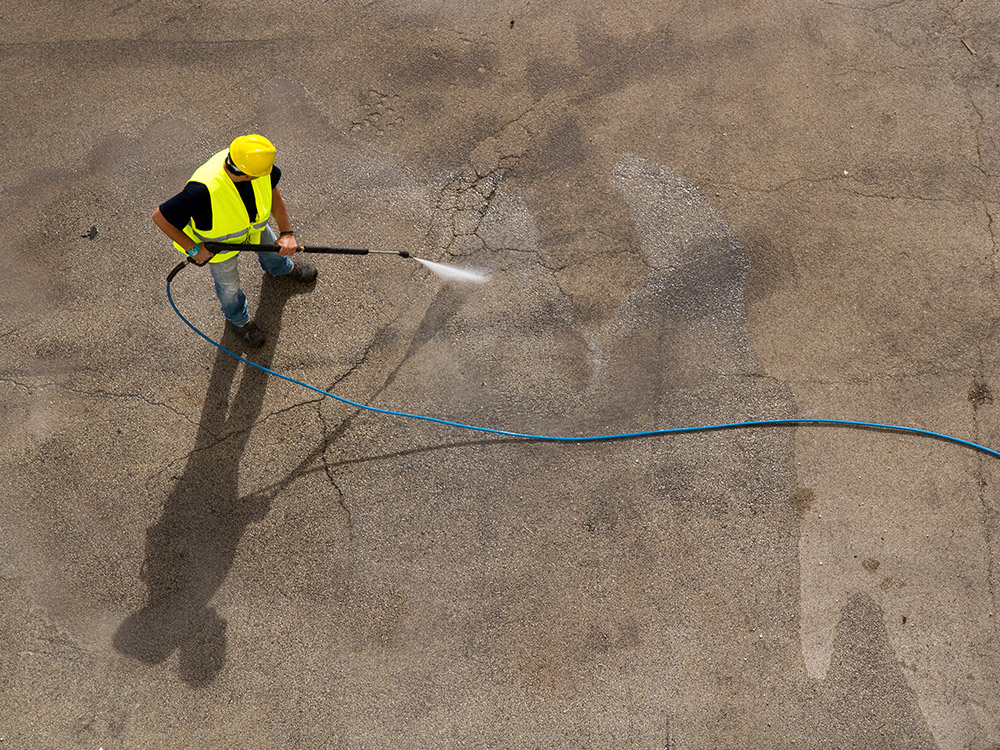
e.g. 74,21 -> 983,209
166,261 -> 1000,460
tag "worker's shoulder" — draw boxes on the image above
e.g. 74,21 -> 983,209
182,180 -> 211,197
161,180 -> 210,215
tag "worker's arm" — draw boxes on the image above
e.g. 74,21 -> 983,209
271,187 -> 297,256
153,207 -> 212,264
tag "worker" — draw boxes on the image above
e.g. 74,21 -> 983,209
153,134 -> 317,348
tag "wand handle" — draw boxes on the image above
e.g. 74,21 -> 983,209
202,242 -> 369,255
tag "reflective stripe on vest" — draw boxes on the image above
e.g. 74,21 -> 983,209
172,149 -> 274,263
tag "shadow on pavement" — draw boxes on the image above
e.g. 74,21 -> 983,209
114,271 -> 313,686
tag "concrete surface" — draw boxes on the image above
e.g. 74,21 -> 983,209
1,0 -> 999,747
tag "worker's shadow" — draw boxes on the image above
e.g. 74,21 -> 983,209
114,272 -> 313,686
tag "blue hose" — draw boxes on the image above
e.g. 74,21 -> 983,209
166,267 -> 1000,460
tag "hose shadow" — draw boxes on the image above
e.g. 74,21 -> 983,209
114,271 -> 313,686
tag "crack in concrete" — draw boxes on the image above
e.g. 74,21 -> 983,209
427,140 -> 577,313
985,204 -> 998,256
351,89 -> 402,135
945,0 -> 997,263
965,90 -> 998,258
315,402 -> 353,529
970,391 -> 1000,647
420,24 -> 683,261
984,503 -> 1000,643
817,0 -> 914,11
0,375 -> 34,393
210,397 -> 324,449
500,245 -> 565,272
427,164 -> 512,258
299,331 -> 441,529
413,24 -> 687,308
0,376 -> 204,430
67,385 -> 202,427
701,174 -> 969,204
481,107 -> 536,151
955,19 -> 1000,641
967,90 -> 989,178
153,402 -> 351,531
151,397 -> 324,486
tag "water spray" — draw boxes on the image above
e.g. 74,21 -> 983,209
411,258 -> 489,284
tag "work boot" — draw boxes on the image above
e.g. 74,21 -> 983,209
232,320 -> 265,348
287,258 -> 318,283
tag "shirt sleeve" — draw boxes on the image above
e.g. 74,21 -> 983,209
158,182 -> 212,232
270,165 -> 281,189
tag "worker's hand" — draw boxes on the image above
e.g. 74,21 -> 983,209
277,231 -> 298,256
191,246 -> 214,265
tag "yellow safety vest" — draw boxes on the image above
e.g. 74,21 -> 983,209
173,149 -> 273,263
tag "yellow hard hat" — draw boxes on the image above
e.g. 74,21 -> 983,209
228,134 -> 276,177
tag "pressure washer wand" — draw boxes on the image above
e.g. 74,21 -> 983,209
202,242 -> 410,258
168,241 -> 413,282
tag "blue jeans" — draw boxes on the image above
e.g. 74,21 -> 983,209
208,226 -> 293,326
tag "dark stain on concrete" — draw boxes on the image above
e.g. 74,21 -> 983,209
862,557 -> 881,573
742,229 -> 800,305
815,594 -> 938,748
969,380 -> 993,409
789,487 -> 815,515
525,56 -> 581,99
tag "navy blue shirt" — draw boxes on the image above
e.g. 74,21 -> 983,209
159,165 -> 281,232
